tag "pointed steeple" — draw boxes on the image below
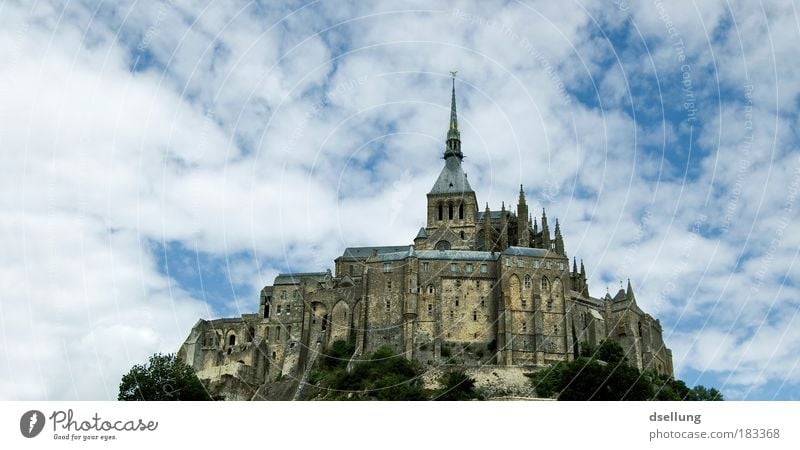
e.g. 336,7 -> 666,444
572,257 -> 578,274
444,72 -> 462,161
626,278 -> 636,302
541,208 -> 551,248
554,218 -> 565,256
517,185 -> 530,247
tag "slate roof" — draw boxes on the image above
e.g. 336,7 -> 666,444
415,227 -> 428,239
503,246 -> 549,257
337,246 -> 410,260
428,157 -> 473,195
475,210 -> 506,221
274,272 -> 328,285
372,248 -> 500,262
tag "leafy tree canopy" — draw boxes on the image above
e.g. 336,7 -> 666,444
118,353 -> 211,401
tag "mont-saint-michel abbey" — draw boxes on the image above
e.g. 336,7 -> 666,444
178,79 -> 673,400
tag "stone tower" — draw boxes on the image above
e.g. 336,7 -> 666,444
424,74 -> 478,250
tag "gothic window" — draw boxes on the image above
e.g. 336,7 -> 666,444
349,264 -> 354,276
286,325 -> 291,339
524,274 -> 532,289
448,204 -> 454,220
460,231 -> 466,240
248,327 -> 255,342
438,204 -> 443,221
481,263 -> 488,273
541,277 -> 550,291
383,262 -> 391,272
638,321 -> 643,338
517,259 -> 524,268
504,257 -> 511,267
281,291 -> 287,300
546,261 -> 552,269
277,305 -> 282,314
286,304 -> 291,314
436,240 -> 450,250
272,351 -> 276,360
450,263 -> 458,272
558,262 -> 565,271
322,314 -> 329,331
228,334 -> 236,346
423,262 -> 429,272
264,302 -> 270,319
427,285 -> 435,294
473,311 -> 477,321
459,203 -> 464,219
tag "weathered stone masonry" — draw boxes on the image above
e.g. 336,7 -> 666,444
177,78 -> 673,399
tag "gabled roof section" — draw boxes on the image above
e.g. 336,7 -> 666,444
428,157 -> 473,195
337,246 -> 410,260
274,272 -> 328,285
503,246 -> 549,257
415,227 -> 428,239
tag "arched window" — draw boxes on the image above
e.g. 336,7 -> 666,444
638,321 -> 643,337
435,240 -> 450,250
438,203 -> 443,220
248,327 -> 255,342
448,204 -> 454,220
228,334 -> 236,346
541,277 -> 550,291
524,274 -> 532,289
427,285 -> 435,294
459,203 -> 464,219
460,231 -> 465,239
264,299 -> 271,318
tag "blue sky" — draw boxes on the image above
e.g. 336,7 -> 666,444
1,0 -> 799,400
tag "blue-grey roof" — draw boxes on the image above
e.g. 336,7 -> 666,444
475,210 -> 505,221
415,227 -> 428,239
428,157 -> 473,195
503,247 -> 549,257
274,272 -> 327,285
337,246 -> 409,260
373,248 -> 500,262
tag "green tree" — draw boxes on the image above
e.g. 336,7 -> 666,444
323,346 -> 427,400
534,341 -> 723,401
434,370 -> 484,400
118,353 -> 211,401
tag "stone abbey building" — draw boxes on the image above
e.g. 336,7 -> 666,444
178,79 -> 673,399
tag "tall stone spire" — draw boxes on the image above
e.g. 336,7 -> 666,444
444,72 -> 463,161
517,185 -> 530,247
541,208 -> 551,249
554,218 -> 565,256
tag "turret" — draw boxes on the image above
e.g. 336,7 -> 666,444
554,218 -> 565,256
541,209 -> 551,249
500,202 -> 509,250
483,203 -> 492,251
517,185 -> 530,247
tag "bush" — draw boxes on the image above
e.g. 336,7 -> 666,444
434,370 -> 484,400
118,353 -> 210,401
321,346 -> 427,400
